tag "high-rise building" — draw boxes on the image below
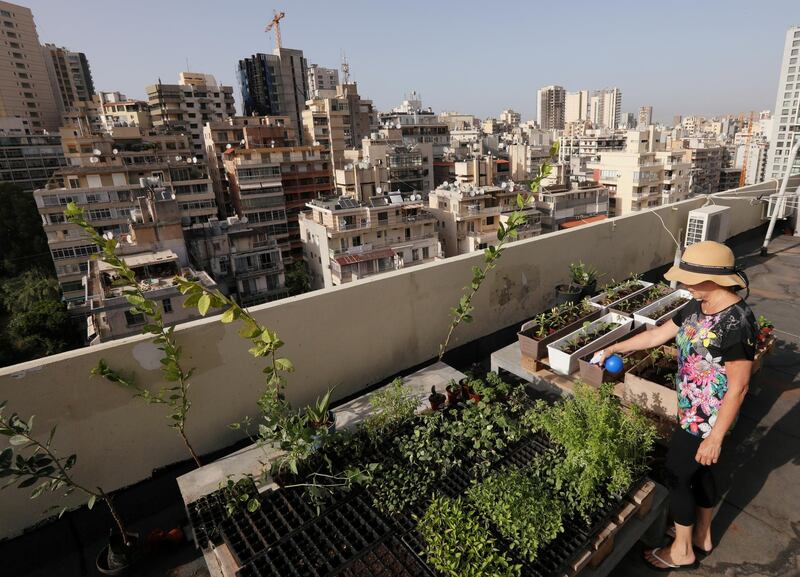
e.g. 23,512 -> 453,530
590,88 -> 622,129
237,48 -> 308,143
638,106 -> 653,127
499,109 -> 521,127
96,92 -> 152,132
42,44 -> 94,113
146,73 -> 235,161
306,64 -> 339,97
0,1 -> 60,132
302,83 -> 377,169
379,92 -> 450,158
0,121 -> 66,191
565,90 -> 588,123
537,85 -> 565,130
766,26 -> 800,181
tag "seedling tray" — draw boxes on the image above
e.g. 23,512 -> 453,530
334,536 -> 436,577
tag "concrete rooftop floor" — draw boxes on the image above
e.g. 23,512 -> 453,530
611,233 -> 800,577
3,230 -> 799,577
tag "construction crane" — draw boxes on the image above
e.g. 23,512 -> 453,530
739,111 -> 755,187
265,10 -> 285,51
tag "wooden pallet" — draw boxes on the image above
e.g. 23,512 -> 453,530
564,479 -> 656,575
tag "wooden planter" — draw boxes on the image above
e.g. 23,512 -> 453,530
517,308 -> 602,360
588,280 -> 654,311
577,325 -> 647,387
621,348 -> 678,419
547,312 -> 634,376
632,290 -> 693,328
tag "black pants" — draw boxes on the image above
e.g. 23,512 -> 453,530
665,428 -> 718,526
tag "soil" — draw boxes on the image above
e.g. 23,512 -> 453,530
613,286 -> 672,313
522,308 -> 595,341
647,297 -> 691,321
631,357 -> 676,387
560,324 -> 618,354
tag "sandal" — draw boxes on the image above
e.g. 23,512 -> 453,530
644,547 -> 700,572
665,526 -> 713,557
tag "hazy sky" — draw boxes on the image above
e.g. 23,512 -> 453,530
21,0 -> 800,123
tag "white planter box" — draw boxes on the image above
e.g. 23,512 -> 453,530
588,280 -> 654,311
547,312 -> 634,375
633,290 -> 693,327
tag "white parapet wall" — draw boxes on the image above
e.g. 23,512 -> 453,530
0,181 -> 780,540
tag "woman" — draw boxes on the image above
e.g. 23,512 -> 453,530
594,240 -> 757,571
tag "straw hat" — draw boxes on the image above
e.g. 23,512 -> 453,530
664,241 -> 748,289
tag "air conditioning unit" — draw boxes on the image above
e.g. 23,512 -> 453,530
684,205 -> 730,246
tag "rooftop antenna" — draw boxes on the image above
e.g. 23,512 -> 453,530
265,10 -> 286,51
341,52 -> 350,84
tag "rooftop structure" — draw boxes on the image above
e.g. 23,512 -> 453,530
536,181 -> 610,232
378,92 -> 449,158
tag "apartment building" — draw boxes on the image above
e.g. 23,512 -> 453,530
587,128 -> 690,216
186,216 -> 286,306
223,141 -> 333,262
535,181 -> 609,232
428,182 -> 541,257
565,90 -> 588,124
766,26 -> 800,180
96,92 -> 152,132
146,73 -> 235,161
0,121 -> 66,191
84,192 -> 216,343
34,126 -> 217,302
203,115 -> 296,216
439,112 -> 478,131
500,109 -> 521,127
537,85 -> 565,130
454,155 -> 509,187
300,193 -> 440,288
673,139 -> 724,196
558,131 -> 626,164
42,44 -> 94,113
379,92 -> 450,158
508,142 -> 553,182
306,64 -> 339,97
358,128 -> 434,193
0,1 -> 59,132
638,106 -> 653,128
237,47 -> 308,143
590,88 -> 622,130
302,83 -> 377,169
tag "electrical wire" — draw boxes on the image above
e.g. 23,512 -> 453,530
651,209 -> 681,250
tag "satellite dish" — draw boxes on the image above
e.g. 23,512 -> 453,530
501,182 -> 508,189
192,157 -> 198,163
92,148 -> 102,156
225,143 -> 232,149
175,155 -> 182,161
112,148 -> 119,155
376,186 -> 383,194
345,163 -> 354,170
395,123 -> 401,129
102,231 -> 114,240
470,190 -> 476,197
240,139 -> 245,145
89,156 -> 99,164
443,181 -> 449,187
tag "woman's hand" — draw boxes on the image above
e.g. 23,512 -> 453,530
590,346 -> 616,366
695,434 -> 722,466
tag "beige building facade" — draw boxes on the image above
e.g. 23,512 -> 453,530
0,1 -> 59,132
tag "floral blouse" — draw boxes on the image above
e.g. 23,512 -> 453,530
671,299 -> 756,438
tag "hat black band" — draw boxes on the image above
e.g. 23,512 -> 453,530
678,261 -> 737,275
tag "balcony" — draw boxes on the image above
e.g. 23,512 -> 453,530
1,176 -> 799,576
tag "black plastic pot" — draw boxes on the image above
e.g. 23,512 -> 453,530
554,283 -> 582,306
574,279 -> 597,298
96,532 -> 139,576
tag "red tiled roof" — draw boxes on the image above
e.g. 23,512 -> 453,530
559,215 -> 607,229
334,248 -> 396,266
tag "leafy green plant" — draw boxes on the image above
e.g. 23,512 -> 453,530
569,261 -> 599,287
65,203 -> 202,467
438,142 -> 559,361
523,299 -> 594,341
522,383 -> 656,519
467,464 -> 564,562
417,495 -> 521,577
362,378 -> 418,444
0,401 -> 131,544
442,399 -> 523,470
306,387 -> 334,429
555,321 -> 618,354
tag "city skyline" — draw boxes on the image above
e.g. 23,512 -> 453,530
21,0 -> 799,123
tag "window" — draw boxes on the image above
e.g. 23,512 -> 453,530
422,247 -> 430,259
405,228 -> 411,239
378,211 -> 388,223
412,249 -> 419,261
162,298 -> 172,313
353,235 -> 361,247
486,216 -> 495,225
125,310 -> 145,326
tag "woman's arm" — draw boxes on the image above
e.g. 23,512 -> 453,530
596,320 -> 680,363
695,359 -> 751,465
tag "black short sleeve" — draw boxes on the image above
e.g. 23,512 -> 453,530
671,298 -> 697,327
721,309 -> 757,362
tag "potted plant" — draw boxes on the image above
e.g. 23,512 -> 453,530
428,386 -> 446,411
0,402 -> 139,575
577,325 -> 647,386
306,387 -> 336,432
633,289 -> 692,327
569,261 -> 600,297
752,315 -> 776,375
589,276 -> 654,310
609,283 -> 674,315
621,346 -> 679,419
445,380 -> 462,405
546,313 -> 633,375
554,281 -> 582,306
518,299 -> 601,360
